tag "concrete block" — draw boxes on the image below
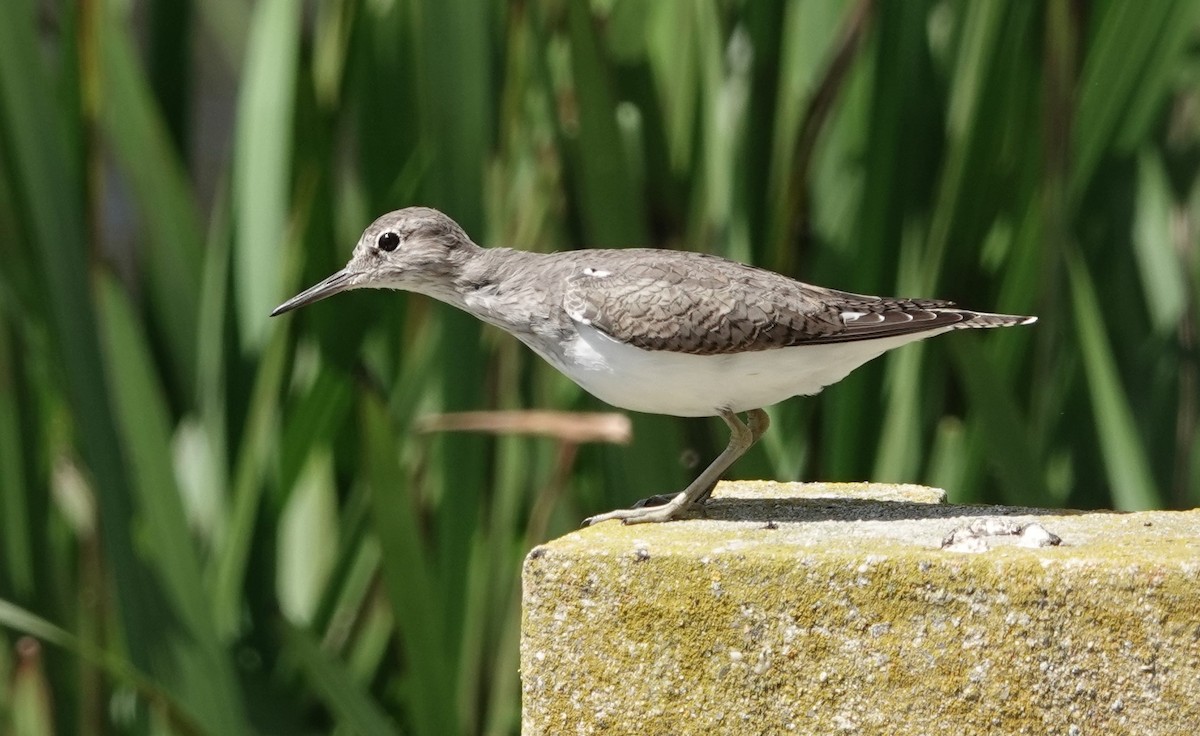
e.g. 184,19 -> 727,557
521,481 -> 1200,735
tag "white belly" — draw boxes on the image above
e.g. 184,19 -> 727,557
536,323 -> 951,417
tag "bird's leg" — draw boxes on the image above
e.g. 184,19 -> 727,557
689,408 -> 770,507
630,409 -> 771,510
583,408 -> 761,525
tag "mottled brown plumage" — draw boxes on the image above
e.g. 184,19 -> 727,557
560,250 -> 1016,354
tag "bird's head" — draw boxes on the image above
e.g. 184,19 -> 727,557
271,207 -> 477,316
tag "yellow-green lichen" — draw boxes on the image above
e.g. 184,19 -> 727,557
522,482 -> 1200,735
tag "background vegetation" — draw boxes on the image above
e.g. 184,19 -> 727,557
1,0 -> 1197,732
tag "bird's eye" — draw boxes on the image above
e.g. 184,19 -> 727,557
377,232 -> 400,252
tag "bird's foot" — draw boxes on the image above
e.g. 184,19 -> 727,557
631,493 -> 676,508
632,478 -> 719,510
583,492 -> 694,526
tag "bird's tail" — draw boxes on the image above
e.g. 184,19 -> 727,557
948,310 -> 1038,329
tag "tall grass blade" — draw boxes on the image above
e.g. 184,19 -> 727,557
0,599 -> 205,735
210,321 -> 290,637
96,273 -> 249,731
9,638 -> 55,736
565,0 -> 647,247
1133,151 -> 1186,333
1067,252 -> 1161,509
287,626 -> 400,736
102,14 -> 203,396
277,448 -> 339,625
0,0 -> 164,676
0,319 -> 34,598
362,394 -> 454,735
950,339 -> 1047,506
1071,0 -> 1190,204
233,0 -> 301,350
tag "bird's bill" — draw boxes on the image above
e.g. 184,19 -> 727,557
270,269 -> 353,316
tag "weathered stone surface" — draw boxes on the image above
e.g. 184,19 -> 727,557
522,482 -> 1200,735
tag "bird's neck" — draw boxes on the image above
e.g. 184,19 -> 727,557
440,247 -> 558,335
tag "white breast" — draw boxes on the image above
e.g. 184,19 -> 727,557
535,323 -> 952,417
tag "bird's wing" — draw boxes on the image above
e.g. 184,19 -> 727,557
561,251 -> 970,355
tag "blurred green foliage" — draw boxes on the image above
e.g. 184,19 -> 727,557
0,0 -> 1198,732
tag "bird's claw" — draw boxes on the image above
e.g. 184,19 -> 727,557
583,492 -> 692,526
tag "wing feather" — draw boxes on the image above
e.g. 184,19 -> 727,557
560,251 -> 994,355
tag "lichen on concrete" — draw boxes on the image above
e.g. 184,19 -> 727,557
521,482 -> 1200,735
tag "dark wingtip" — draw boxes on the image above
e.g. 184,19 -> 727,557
966,312 -> 1038,329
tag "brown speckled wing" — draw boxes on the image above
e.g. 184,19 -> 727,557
561,251 -> 1021,355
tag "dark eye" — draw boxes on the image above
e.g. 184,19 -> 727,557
377,231 -> 400,252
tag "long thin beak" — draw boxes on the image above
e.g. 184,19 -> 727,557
271,269 -> 353,316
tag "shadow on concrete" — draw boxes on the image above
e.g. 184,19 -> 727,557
690,496 -> 1102,525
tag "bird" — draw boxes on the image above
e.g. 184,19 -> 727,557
271,207 -> 1036,525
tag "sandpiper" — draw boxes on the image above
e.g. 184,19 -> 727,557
272,207 -> 1036,525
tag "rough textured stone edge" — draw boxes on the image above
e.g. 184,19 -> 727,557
521,482 -> 1200,735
